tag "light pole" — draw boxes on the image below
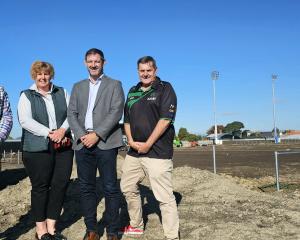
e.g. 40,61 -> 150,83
272,74 -> 278,143
211,70 -> 219,174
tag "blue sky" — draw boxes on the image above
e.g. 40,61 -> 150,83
0,0 -> 299,138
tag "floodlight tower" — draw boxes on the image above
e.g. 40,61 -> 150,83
211,70 -> 219,174
272,74 -> 279,143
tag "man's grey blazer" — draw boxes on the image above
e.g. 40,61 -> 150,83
67,75 -> 125,150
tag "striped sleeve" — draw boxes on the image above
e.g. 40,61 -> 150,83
0,87 -> 13,141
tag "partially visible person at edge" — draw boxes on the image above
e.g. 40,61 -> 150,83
67,48 -> 124,240
17,61 -> 74,240
0,85 -> 13,171
120,56 -> 180,240
0,86 -> 13,141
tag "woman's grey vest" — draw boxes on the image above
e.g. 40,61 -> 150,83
21,86 -> 68,152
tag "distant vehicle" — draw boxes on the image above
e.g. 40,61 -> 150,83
200,143 -> 208,147
173,139 -> 182,147
190,141 -> 199,147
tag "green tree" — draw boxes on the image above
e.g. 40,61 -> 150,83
249,132 -> 263,138
178,128 -> 202,141
224,121 -> 244,134
186,134 -> 202,141
186,134 -> 197,141
178,128 -> 188,140
206,125 -> 224,135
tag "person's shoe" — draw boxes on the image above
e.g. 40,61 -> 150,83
119,225 -> 144,235
51,231 -> 67,240
82,231 -> 100,240
106,234 -> 118,240
35,233 -> 54,240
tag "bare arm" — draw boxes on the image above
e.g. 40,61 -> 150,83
138,119 -> 171,154
124,123 -> 141,151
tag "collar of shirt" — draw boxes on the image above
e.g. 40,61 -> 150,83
30,83 -> 53,95
135,76 -> 161,91
89,74 -> 104,85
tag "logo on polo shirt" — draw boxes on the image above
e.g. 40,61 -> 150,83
169,104 -> 175,112
147,97 -> 156,101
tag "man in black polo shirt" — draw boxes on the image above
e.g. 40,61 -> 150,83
120,56 -> 179,240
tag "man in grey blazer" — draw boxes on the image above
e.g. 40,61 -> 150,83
67,48 -> 124,240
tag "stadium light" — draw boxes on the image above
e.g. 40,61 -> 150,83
271,74 -> 279,143
211,71 -> 219,144
211,70 -> 219,174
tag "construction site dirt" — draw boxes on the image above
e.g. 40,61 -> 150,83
119,143 -> 300,179
1,143 -> 300,240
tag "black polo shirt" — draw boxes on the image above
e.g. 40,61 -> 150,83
124,77 -> 177,159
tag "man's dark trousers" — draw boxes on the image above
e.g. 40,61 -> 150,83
75,146 -> 120,234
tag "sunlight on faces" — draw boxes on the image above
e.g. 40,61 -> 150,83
34,71 -> 52,91
31,61 -> 54,92
85,53 -> 105,80
138,62 -> 157,87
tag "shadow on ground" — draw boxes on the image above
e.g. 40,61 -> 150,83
0,176 -> 182,240
0,168 -> 27,191
0,210 -> 34,240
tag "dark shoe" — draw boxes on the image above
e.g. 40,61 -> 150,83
106,234 -> 118,240
35,233 -> 54,240
83,231 -> 100,240
51,231 -> 67,240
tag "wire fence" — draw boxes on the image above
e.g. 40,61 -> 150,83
274,150 -> 300,191
0,150 -> 22,171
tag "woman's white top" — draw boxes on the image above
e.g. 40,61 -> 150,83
18,83 -> 70,138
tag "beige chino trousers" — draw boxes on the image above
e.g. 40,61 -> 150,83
120,155 -> 179,240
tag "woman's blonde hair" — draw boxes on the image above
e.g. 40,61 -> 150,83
30,61 -> 55,80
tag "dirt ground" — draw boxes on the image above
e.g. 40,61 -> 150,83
1,144 -> 300,240
172,143 -> 300,179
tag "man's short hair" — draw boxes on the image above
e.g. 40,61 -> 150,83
30,61 -> 55,80
85,48 -> 105,61
137,56 -> 157,69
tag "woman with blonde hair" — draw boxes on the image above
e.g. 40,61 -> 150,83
18,61 -> 73,240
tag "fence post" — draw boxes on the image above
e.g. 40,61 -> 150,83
10,150 -> 13,163
212,145 -> 217,174
274,151 -> 280,191
17,150 -> 20,164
